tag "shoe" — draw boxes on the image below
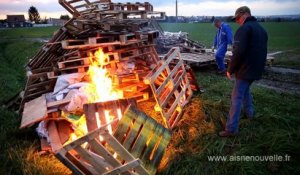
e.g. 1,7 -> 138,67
216,70 -> 226,75
218,130 -> 238,137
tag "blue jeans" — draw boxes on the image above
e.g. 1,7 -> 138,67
226,79 -> 254,133
215,48 -> 226,71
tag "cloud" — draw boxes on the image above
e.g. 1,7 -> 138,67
0,0 -> 67,19
156,0 -> 300,16
0,0 -> 54,4
0,0 -> 300,19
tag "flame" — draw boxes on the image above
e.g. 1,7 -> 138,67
84,48 -> 122,103
64,48 -> 125,144
96,110 -> 118,141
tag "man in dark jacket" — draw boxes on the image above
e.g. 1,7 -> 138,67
219,6 -> 268,137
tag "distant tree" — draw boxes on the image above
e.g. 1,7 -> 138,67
226,16 -> 233,22
28,6 -> 41,23
40,17 -> 48,24
211,16 -> 215,23
60,15 -> 70,20
276,17 -> 282,22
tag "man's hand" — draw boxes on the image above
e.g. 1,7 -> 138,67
226,71 -> 233,81
227,44 -> 233,51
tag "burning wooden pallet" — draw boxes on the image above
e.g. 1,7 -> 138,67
144,47 -> 193,129
48,105 -> 171,175
83,99 -> 137,132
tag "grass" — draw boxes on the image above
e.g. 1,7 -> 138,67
157,73 -> 300,175
0,108 -> 70,175
0,23 -> 299,174
160,22 -> 300,68
0,41 -> 41,104
0,27 -> 59,39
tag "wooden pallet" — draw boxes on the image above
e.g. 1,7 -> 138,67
59,0 -> 111,17
62,18 -> 85,35
61,38 -> 146,49
179,52 -> 216,67
114,106 -> 171,174
20,72 -> 57,112
144,47 -> 193,129
101,20 -> 147,32
124,91 -> 149,103
180,37 -> 205,50
58,57 -> 90,68
88,36 -> 115,45
53,119 -> 150,175
169,62 -> 200,92
97,10 -> 166,21
83,99 -> 137,132
102,44 -> 159,64
108,2 -> 153,12
27,27 -> 72,70
180,44 -> 203,53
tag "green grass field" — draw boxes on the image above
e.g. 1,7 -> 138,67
160,22 -> 300,68
0,23 -> 299,174
0,26 -> 59,39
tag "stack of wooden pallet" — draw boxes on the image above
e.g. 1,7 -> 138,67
19,1 -> 200,174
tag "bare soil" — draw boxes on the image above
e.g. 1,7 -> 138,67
255,78 -> 300,95
257,66 -> 300,95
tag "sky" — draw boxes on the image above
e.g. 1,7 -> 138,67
1,0 -> 300,19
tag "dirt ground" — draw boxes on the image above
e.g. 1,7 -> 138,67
256,66 -> 300,95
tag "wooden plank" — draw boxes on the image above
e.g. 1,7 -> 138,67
130,117 -> 156,158
103,159 -> 140,175
58,57 -> 90,68
74,146 -> 106,173
89,152 -> 112,171
140,123 -> 164,173
40,138 -> 51,152
21,94 -> 47,128
151,131 -> 171,168
155,59 -> 183,97
122,108 -> 147,150
113,109 -> 134,142
57,120 -> 73,145
56,152 -> 87,175
89,139 -> 121,168
161,71 -> 186,109
102,132 -> 150,175
63,119 -> 117,151
48,121 -> 63,153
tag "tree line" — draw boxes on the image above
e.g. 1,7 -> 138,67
28,6 -> 70,24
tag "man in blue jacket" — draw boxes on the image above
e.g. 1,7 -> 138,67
213,18 -> 233,74
219,6 -> 268,137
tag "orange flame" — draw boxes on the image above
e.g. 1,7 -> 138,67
84,48 -> 122,102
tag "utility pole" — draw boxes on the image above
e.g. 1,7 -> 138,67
176,0 -> 178,22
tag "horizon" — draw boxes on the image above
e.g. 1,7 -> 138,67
1,0 -> 300,20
